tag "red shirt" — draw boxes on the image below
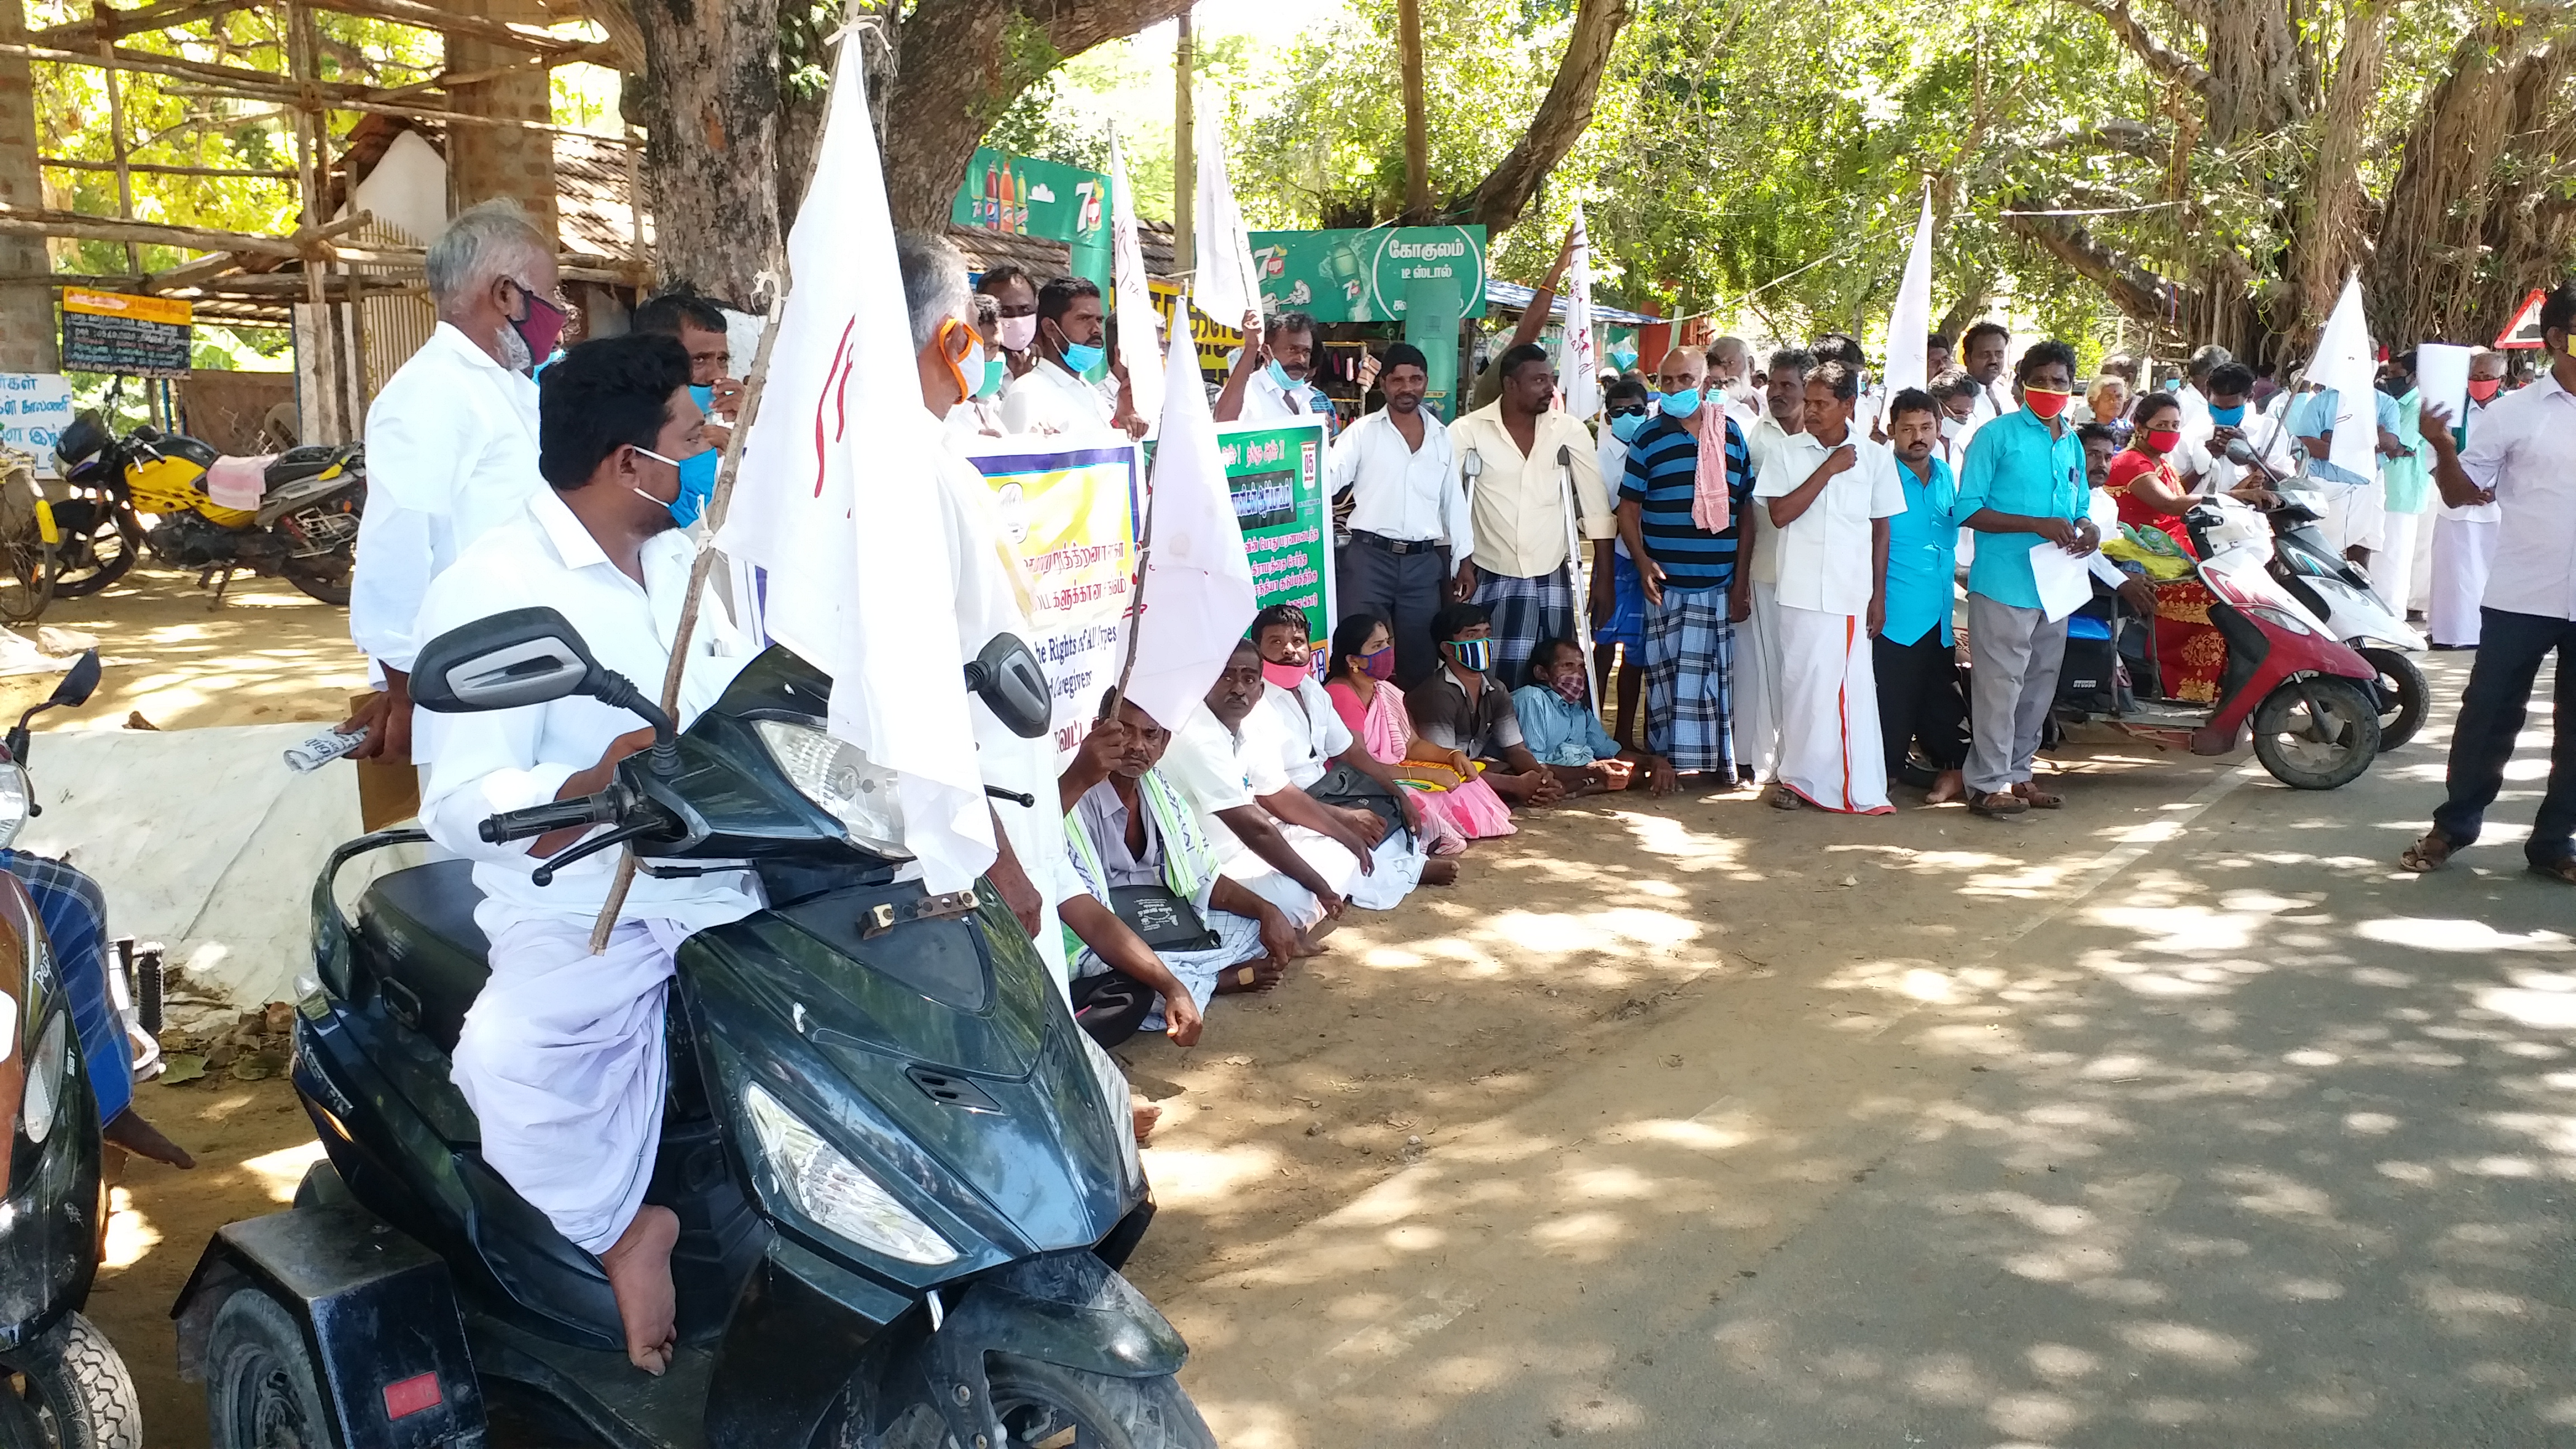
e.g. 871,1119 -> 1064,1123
2109,448 -> 2193,555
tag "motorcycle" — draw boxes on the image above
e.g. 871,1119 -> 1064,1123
2056,494 -> 2386,790
170,608 -> 1215,1449
0,649 -> 145,1448
48,414 -> 364,606
2221,437 -> 2430,750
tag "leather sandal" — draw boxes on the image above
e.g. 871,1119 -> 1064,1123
2399,831 -> 2456,873
1967,789 -> 2029,819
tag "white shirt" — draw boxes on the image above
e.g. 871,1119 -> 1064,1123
1741,413 -> 1806,585
2176,406 -> 2295,493
349,321 -> 542,673
417,487 -> 759,938
1160,701 -> 1289,876
1449,401 -> 1614,577
1001,358 -> 1119,437
2459,369 -> 2576,621
2437,397 -> 2503,523
1262,677 -> 1353,789
1235,363 -> 1328,424
1327,408 -> 1472,550
1756,432 -> 1907,616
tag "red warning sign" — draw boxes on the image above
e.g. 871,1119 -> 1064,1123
2496,287 -> 2547,349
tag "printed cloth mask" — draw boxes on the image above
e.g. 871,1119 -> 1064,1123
1444,638 -> 1493,673
633,443 -> 721,528
1361,647 -> 1396,680
2021,386 -> 2072,420
999,314 -> 1038,352
508,281 -> 569,375
1551,673 -> 1588,705
1260,659 -> 1309,691
1659,387 -> 1703,419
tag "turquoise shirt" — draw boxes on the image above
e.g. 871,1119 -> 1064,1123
1883,456 -> 1962,647
1958,408 -> 2086,610
2382,389 -> 2433,513
1510,684 -> 1621,767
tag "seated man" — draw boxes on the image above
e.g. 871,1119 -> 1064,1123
1406,602 -> 1568,808
1057,693 -> 1303,1020
0,851 -> 193,1167
418,334 -> 755,1375
1247,604 -> 1459,888
1510,636 -> 1668,795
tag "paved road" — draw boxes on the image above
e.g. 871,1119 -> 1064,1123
1173,654 -> 2576,1446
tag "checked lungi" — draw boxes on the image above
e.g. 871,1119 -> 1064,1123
1472,566 -> 1575,690
1641,584 -> 1736,775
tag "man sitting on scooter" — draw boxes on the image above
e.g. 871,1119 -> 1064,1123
415,333 -> 755,1376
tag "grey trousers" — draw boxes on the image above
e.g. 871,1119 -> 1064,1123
1342,538 -> 1451,686
1965,593 -> 2069,794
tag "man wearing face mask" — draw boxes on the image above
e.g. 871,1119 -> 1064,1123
415,333 -> 751,1377
2427,348 -> 2512,648
630,283 -> 744,439
344,198 -> 566,765
1217,309 -> 1338,425
2174,361 -> 2293,493
1592,375 -> 1654,746
976,263 -> 1040,380
1001,274 -> 1121,436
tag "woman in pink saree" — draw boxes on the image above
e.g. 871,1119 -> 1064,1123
1322,612 -> 1516,853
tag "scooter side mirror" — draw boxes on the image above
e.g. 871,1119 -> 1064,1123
964,633 -> 1053,740
411,607 -> 604,714
2223,437 -> 2257,465
49,650 -> 101,711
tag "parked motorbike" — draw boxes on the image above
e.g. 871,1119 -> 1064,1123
49,414 -> 364,605
2211,437 -> 2430,749
171,609 -> 1214,1449
2055,494 -> 2385,790
0,649 -> 145,1448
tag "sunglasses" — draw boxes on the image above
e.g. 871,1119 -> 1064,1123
1607,403 -> 1648,418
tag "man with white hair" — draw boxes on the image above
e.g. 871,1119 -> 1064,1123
345,198 -> 567,761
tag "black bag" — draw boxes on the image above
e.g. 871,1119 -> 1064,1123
1306,761 -> 1409,839
1107,884 -> 1220,953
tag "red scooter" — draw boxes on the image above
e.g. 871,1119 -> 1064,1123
2062,494 -> 2384,789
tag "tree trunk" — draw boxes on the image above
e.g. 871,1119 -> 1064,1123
2199,0 -> 2298,141
632,0 -> 785,304
2284,1 -> 2388,335
1444,0 -> 1631,235
1396,0 -> 1429,225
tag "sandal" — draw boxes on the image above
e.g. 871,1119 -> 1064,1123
1769,787 -> 1801,811
2528,855 -> 2576,886
1967,789 -> 2029,820
2013,782 -> 2064,809
2398,831 -> 2456,873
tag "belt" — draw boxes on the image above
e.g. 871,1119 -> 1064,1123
1352,530 -> 1443,555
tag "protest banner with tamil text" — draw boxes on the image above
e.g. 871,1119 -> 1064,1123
59,288 -> 193,376
1215,417 -> 1333,657
956,439 -> 1143,755
0,373 -> 75,475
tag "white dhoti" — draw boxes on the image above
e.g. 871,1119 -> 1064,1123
2369,508 -> 2423,622
1227,821 -> 1423,922
1732,580 -> 1786,783
453,915 -> 686,1255
1774,604 -> 1892,815
2317,481 -> 2385,557
2429,512 -> 2499,647
2405,504 -> 2436,616
1135,907 -> 1271,1032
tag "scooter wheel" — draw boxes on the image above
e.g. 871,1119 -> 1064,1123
203,1290 -> 332,1449
2251,676 -> 2381,790
0,1311 -> 143,1449
870,1356 -> 1218,1449
2357,647 -> 2428,751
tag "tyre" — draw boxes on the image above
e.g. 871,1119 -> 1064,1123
2251,676 -> 2380,790
44,500 -> 141,600
203,1290 -> 334,1449
0,538 -> 50,627
0,1311 -> 144,1449
866,1357 -> 1216,1449
2357,646 -> 2427,751
280,548 -> 353,607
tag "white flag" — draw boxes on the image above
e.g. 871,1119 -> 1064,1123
1107,131 -> 1164,427
1558,204 -> 1600,420
1119,308 -> 1257,732
2310,272 -> 2379,481
1877,189 -> 1935,414
717,30 -> 993,893
1190,93 -> 1263,329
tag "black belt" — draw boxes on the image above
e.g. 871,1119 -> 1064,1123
1352,530 -> 1443,555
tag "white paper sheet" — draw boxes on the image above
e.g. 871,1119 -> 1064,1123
2029,539 -> 2097,622
2416,343 -> 2473,435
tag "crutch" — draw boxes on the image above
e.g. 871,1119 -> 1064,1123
1556,444 -> 1600,706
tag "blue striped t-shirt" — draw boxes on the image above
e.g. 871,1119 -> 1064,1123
1618,414 -> 1754,593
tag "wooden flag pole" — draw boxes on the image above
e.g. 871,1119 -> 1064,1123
585,273 -> 792,953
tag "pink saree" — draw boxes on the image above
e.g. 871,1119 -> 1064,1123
1327,679 -> 1516,852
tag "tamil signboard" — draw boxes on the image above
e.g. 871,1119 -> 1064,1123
0,374 -> 75,475
1215,418 -> 1333,647
59,288 -> 193,376
1247,226 -> 1488,324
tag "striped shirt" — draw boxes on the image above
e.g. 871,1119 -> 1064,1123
1618,414 -> 1755,593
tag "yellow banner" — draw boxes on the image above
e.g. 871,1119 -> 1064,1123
61,287 -> 193,326
956,439 -> 1142,754
1147,281 -> 1239,374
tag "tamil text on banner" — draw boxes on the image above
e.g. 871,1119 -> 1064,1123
60,288 -> 193,376
1249,226 -> 1489,324
956,439 -> 1143,754
1216,417 -> 1334,655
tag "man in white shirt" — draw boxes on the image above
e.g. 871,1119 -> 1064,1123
1708,334 -> 1761,428
2173,344 -> 2231,442
2427,348 -> 2511,647
1756,361 -> 1909,814
1451,342 -> 1615,689
1000,275 -> 1122,437
416,334 -> 752,1374
1216,309 -> 1339,426
1733,347 -> 1812,787
2403,285 -> 2576,884
1329,343 -> 1473,685
2175,361 -> 2295,494
631,284 -> 745,440
345,198 -> 564,761
1959,321 -> 2014,428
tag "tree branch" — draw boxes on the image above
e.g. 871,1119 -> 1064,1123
2004,199 -> 2192,327
2067,0 -> 2212,93
1442,0 -> 1633,234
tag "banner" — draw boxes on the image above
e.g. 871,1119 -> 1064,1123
1216,418 -> 1333,645
60,288 -> 192,376
957,440 -> 1143,752
0,374 -> 74,475
1557,204 -> 1599,420
1249,226 -> 1488,324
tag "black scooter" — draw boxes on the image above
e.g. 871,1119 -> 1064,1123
0,650 -> 145,1448
171,609 -> 1215,1448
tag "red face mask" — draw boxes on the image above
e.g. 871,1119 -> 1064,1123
2021,386 -> 2072,420
2144,427 -> 2182,454
2466,377 -> 2504,403
1261,659 -> 1310,692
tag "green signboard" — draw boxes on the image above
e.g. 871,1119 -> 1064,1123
951,147 -> 1109,248
1216,418 -> 1334,642
1248,226 -> 1488,325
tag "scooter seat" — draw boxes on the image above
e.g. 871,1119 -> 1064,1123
354,859 -> 492,1053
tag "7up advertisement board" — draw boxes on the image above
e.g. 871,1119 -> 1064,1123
1247,226 -> 1488,325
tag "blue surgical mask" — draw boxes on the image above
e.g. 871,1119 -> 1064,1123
2209,404 -> 2246,427
1659,387 -> 1704,419
689,383 -> 714,415
633,443 -> 721,528
1610,348 -> 1639,371
1060,340 -> 1106,375
1444,637 -> 1494,673
1267,358 -> 1302,391
1609,412 -> 1646,443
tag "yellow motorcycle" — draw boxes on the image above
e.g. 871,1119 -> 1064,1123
50,412 -> 364,605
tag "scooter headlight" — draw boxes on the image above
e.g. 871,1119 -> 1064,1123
1080,1031 -> 1145,1192
21,1012 -> 68,1145
752,720 -> 912,860
0,763 -> 30,851
2242,605 -> 2314,636
741,1083 -> 955,1265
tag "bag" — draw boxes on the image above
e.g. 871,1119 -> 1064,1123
1107,885 -> 1220,953
1306,761 -> 1407,838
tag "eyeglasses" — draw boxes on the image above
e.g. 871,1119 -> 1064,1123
1607,404 -> 1648,418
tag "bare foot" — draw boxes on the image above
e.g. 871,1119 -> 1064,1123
598,1205 -> 679,1375
103,1110 -> 196,1169
1421,857 -> 1460,887
1924,769 -> 1966,806
1132,1102 -> 1162,1143
1215,959 -> 1288,993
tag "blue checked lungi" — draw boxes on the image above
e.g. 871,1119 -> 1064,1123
0,850 -> 131,1124
1642,585 -> 1737,775
1597,551 -> 1646,650
1473,565 -> 1575,691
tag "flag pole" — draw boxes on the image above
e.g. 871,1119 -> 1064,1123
1555,444 -> 1599,705
585,274 -> 793,954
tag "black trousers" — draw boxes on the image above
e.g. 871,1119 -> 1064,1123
1874,628 -> 1971,780
1342,537 -> 1451,687
1070,968 -> 1156,1049
2433,607 -> 2576,866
